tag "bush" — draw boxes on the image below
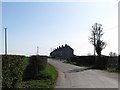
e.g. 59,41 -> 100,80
107,56 -> 119,72
23,55 -> 47,80
21,64 -> 58,88
70,56 -> 118,70
70,56 -> 109,69
94,56 -> 108,69
70,56 -> 95,66
2,55 -> 27,88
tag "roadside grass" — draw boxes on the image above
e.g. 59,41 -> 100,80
63,60 -> 77,65
106,67 -> 120,73
77,64 -> 94,68
20,63 -> 58,88
64,60 -> 120,73
63,60 -> 93,68
23,56 -> 30,70
63,60 -> 71,64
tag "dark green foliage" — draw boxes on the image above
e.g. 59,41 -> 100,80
94,56 -> 108,69
35,55 -> 48,71
2,55 -> 58,88
70,56 -> 95,66
107,56 -> 119,72
21,64 -> 58,88
70,56 -> 119,70
2,55 -> 27,88
23,55 -> 47,80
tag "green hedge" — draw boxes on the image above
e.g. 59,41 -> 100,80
30,55 -> 47,71
23,55 -> 47,80
94,56 -> 108,69
2,55 -> 27,88
70,56 -> 118,70
70,56 -> 95,66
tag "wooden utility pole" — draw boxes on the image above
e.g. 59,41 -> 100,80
37,46 -> 39,55
5,28 -> 7,55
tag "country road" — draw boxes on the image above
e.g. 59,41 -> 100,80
48,58 -> 118,88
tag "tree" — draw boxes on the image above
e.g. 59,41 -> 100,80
109,52 -> 117,57
89,23 -> 107,56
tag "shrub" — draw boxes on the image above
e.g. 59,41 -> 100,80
2,55 -> 26,88
70,56 -> 95,66
94,56 -> 108,69
70,56 -> 119,70
70,56 -> 109,69
23,55 -> 47,80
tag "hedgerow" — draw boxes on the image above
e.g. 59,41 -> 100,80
2,55 -> 27,88
23,55 -> 48,80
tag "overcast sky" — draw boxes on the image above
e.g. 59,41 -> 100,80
1,0 -> 118,56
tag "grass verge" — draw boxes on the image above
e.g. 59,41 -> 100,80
106,67 -> 120,73
63,60 -> 93,68
64,60 -> 119,73
20,63 -> 58,88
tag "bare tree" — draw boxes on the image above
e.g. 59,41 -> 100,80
89,23 -> 107,56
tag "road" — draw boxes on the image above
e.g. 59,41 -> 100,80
48,58 -> 118,88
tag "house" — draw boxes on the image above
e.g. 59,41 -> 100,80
50,44 -> 74,59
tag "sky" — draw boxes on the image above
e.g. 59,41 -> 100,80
0,0 -> 119,56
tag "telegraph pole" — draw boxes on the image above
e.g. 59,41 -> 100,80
4,28 -> 7,55
37,46 -> 39,55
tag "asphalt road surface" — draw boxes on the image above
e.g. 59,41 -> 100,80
48,58 -> 118,88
